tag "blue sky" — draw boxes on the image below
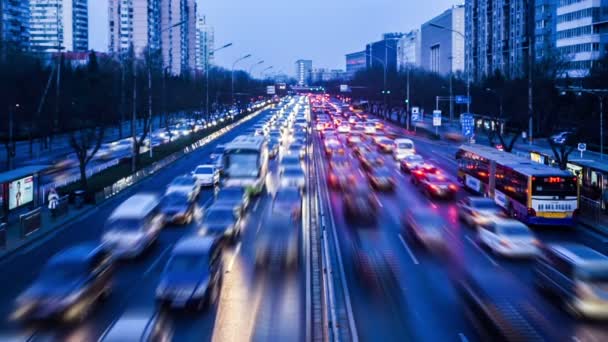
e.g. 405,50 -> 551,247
89,0 -> 460,77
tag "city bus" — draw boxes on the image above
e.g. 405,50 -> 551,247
456,145 -> 578,226
222,135 -> 268,196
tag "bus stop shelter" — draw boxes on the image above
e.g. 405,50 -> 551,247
0,165 -> 49,222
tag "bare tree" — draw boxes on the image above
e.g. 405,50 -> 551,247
548,132 -> 578,170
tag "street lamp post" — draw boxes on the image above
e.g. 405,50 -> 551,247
206,43 -> 233,119
365,53 -> 387,109
261,66 -> 274,79
232,54 -> 252,107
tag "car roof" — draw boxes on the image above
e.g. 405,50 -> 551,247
50,242 -> 103,265
100,312 -> 159,341
173,236 -> 217,254
109,194 -> 160,220
549,243 -> 608,266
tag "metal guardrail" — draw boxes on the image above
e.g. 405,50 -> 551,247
580,196 -> 602,226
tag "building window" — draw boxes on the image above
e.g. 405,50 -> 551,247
430,44 -> 440,73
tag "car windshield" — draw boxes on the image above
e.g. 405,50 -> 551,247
171,177 -> 195,186
427,175 -> 449,183
276,190 -> 301,203
500,224 -> 531,236
106,219 -> 141,232
216,189 -> 244,201
284,169 -> 303,177
212,146 -> 225,155
406,155 -> 423,163
471,199 -> 498,210
374,168 -> 391,177
167,254 -> 208,273
162,193 -> 189,206
40,261 -> 85,282
412,214 -> 444,229
195,167 -> 214,174
398,142 -> 413,149
225,151 -> 260,178
205,209 -> 234,222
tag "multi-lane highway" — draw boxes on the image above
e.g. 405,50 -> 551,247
3,95 -> 608,342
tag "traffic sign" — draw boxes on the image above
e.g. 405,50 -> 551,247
433,110 -> 442,127
578,143 -> 586,151
266,86 -> 276,95
412,107 -> 419,114
460,113 -> 474,137
455,95 -> 471,105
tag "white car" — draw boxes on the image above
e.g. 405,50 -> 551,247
166,175 -> 200,200
280,168 -> 306,190
364,122 -> 376,135
458,197 -> 504,227
393,138 -> 415,160
337,124 -> 351,133
192,165 -> 220,186
478,218 -> 539,257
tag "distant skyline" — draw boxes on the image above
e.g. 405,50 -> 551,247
89,0 -> 460,77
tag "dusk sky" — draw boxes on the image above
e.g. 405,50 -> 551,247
89,0 -> 459,77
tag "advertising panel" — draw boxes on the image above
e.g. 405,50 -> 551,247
9,176 -> 34,210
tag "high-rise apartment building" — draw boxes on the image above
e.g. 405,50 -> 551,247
535,0 -> 557,61
108,0 -> 162,55
29,0 -> 88,53
195,15 -> 214,73
161,0 -> 196,76
421,5 -> 465,75
465,0 -> 534,81
397,29 -> 421,70
366,33 -> 404,72
0,0 -> 30,51
556,0 -> 608,77
295,59 -> 312,86
345,50 -> 366,79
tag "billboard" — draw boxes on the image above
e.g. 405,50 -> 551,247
9,176 -> 34,210
339,84 -> 349,92
266,86 -> 276,95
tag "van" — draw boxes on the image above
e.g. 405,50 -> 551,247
393,138 -> 415,160
535,243 -> 608,319
102,193 -> 164,258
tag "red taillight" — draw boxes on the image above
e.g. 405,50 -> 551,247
449,184 -> 458,191
527,208 -> 537,217
430,185 -> 440,192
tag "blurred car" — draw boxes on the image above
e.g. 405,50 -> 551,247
200,204 -> 243,242
458,197 -> 504,227
346,133 -> 364,146
360,151 -> 385,171
364,122 -> 376,134
160,192 -> 196,225
165,175 -> 200,200
214,187 -> 249,217
403,209 -> 446,251
156,236 -> 223,311
399,154 -> 424,173
210,144 -> 225,161
287,142 -> 306,159
279,154 -> 302,174
13,243 -> 114,322
328,164 -> 356,190
418,174 -> 459,199
411,163 -> 441,185
99,311 -> 172,342
268,140 -> 280,159
280,167 -> 306,190
273,187 -> 303,219
102,194 -> 164,258
478,218 -> 539,257
255,213 -> 300,270
353,143 -> 372,157
337,123 -> 351,133
367,167 -> 395,191
535,243 -> 608,319
192,164 -> 220,187
343,186 -> 379,226
352,235 -> 395,287
375,137 -> 394,153
393,138 -> 415,160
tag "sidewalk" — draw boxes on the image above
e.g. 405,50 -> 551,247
0,204 -> 91,260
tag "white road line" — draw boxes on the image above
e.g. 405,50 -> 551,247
398,234 -> 419,265
226,242 -> 242,272
465,236 -> 498,267
144,244 -> 173,276
98,316 -> 121,342
458,333 -> 469,342
255,220 -> 263,235
253,199 -> 260,212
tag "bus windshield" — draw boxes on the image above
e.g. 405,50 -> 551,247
532,177 -> 577,197
225,150 -> 260,178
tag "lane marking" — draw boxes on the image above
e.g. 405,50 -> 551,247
255,220 -> 263,235
398,233 -> 419,265
226,242 -> 242,273
253,199 -> 260,212
459,333 -> 469,342
465,236 -> 498,267
144,243 -> 173,276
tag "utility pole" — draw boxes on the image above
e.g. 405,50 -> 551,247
527,0 -> 534,145
131,46 -> 137,173
406,65 -> 410,130
147,48 -> 153,158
